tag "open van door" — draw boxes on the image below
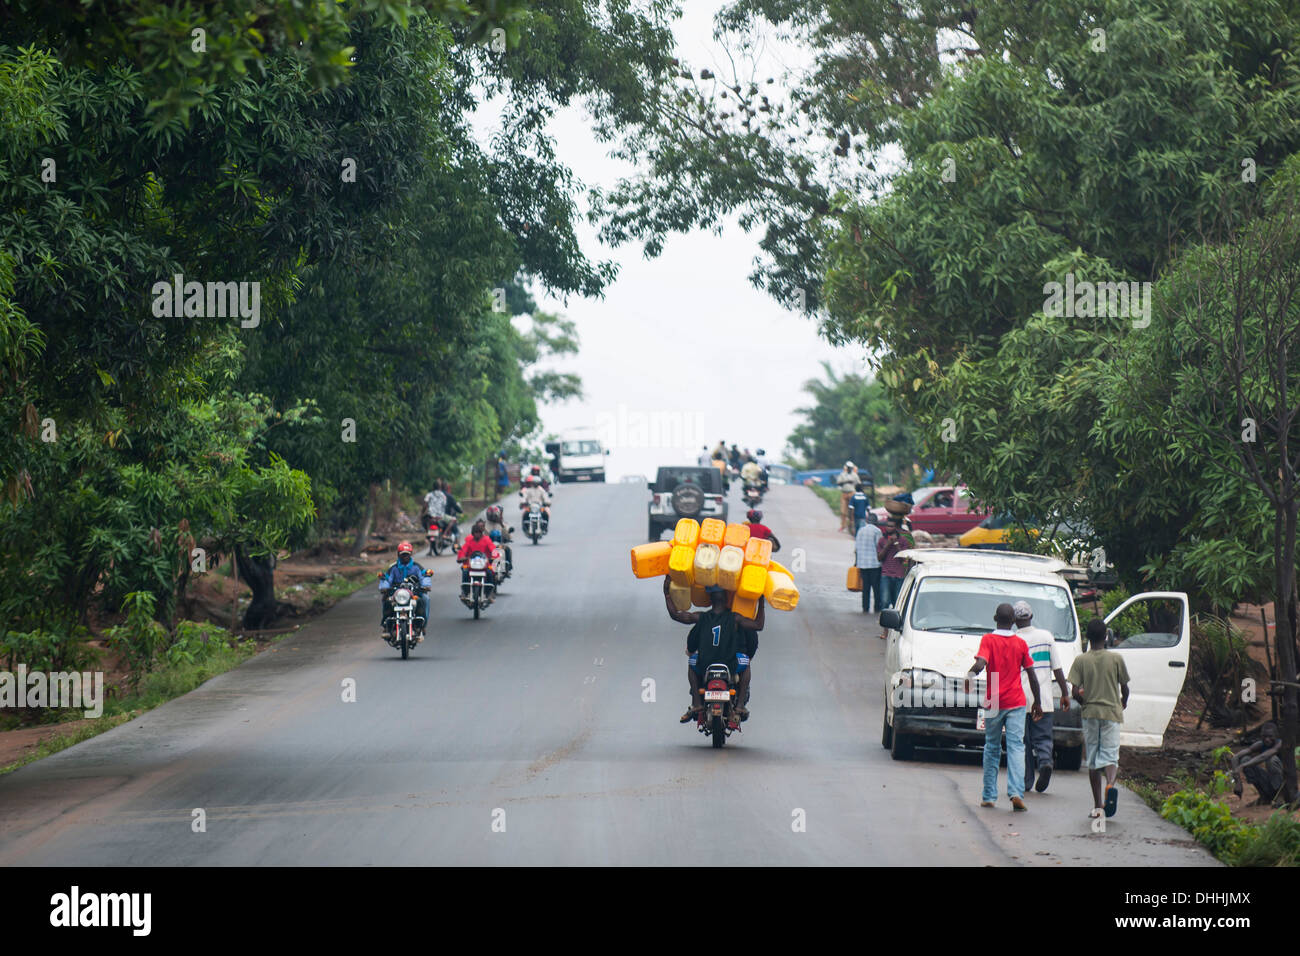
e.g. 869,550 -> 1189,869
1103,592 -> 1189,748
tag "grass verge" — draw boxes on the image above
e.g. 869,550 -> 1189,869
0,640 -> 256,776
0,570 -> 372,776
811,485 -> 842,515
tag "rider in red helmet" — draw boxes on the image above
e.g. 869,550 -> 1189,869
744,509 -> 781,552
530,464 -> 551,493
378,541 -> 432,639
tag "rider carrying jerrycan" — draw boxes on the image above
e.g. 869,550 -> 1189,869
378,541 -> 433,642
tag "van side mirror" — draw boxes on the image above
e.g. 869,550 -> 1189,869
879,609 -> 902,631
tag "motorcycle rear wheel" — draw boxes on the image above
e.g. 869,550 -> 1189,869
711,715 -> 725,748
432,537 -> 445,556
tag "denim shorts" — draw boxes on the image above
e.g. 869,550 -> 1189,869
1083,717 -> 1121,769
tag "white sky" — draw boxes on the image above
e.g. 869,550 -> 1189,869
515,0 -> 870,480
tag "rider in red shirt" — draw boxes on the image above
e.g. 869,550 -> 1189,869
745,509 -> 781,552
457,520 -> 497,595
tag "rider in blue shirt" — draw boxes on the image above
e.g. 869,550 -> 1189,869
378,541 -> 432,638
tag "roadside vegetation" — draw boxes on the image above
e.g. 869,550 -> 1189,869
1,2 -> 678,694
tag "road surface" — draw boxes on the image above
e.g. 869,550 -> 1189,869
0,481 -> 1215,865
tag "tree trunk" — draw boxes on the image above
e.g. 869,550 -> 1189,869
1274,501 -> 1299,804
234,547 -> 279,630
352,483 -> 378,556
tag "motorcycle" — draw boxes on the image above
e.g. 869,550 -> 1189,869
491,547 -> 510,591
382,574 -> 428,660
524,502 -> 548,544
428,516 -> 461,556
742,481 -> 763,507
460,552 -> 495,618
693,663 -> 741,748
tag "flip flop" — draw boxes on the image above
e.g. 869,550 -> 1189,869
1104,785 -> 1119,817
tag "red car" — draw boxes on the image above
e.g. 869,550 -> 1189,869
871,485 -> 986,536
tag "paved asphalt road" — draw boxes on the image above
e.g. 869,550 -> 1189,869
0,482 -> 1215,865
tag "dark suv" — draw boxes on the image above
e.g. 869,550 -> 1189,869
648,466 -> 727,541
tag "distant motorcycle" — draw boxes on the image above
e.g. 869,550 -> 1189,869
428,516 -> 461,556
742,481 -> 763,507
693,663 -> 741,749
524,502 -> 548,544
382,573 -> 428,660
460,552 -> 495,619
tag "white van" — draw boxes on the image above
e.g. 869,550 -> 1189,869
546,429 -> 608,483
879,549 -> 1189,765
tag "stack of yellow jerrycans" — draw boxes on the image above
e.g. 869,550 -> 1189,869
630,518 -> 800,617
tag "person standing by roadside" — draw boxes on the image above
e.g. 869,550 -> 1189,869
1068,617 -> 1131,821
966,603 -> 1043,811
496,453 -> 510,494
876,516 -> 913,609
835,461 -> 859,532
1013,601 -> 1069,794
849,483 -> 870,533
854,513 -> 883,617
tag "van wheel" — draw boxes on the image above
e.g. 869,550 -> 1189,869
1055,745 -> 1082,772
881,705 -> 893,749
890,726 -> 914,761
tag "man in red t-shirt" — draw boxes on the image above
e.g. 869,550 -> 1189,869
744,509 -> 781,552
965,603 -> 1043,811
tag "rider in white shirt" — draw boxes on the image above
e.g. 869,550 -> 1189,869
519,477 -> 551,530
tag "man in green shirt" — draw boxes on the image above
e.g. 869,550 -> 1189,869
1068,617 -> 1131,819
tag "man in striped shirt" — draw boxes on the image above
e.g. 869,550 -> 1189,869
1014,600 -> 1070,794
854,513 -> 883,615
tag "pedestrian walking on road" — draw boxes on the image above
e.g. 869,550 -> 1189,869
1068,617 -> 1131,821
966,603 -> 1043,811
854,514 -> 883,615
1013,601 -> 1069,794
835,462 -> 858,531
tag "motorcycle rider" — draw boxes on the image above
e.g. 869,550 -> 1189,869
744,509 -> 781,552
456,520 -> 497,598
519,475 -> 551,532
740,457 -> 763,497
663,577 -> 764,723
529,464 -> 552,494
378,541 -> 432,640
484,504 -> 513,569
442,480 -> 464,521
423,481 -> 447,555
755,448 -> 770,491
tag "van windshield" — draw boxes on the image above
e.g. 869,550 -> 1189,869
909,577 -> 1076,642
562,441 -> 601,456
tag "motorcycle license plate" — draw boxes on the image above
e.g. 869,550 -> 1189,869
704,690 -> 729,702
976,708 -> 986,731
